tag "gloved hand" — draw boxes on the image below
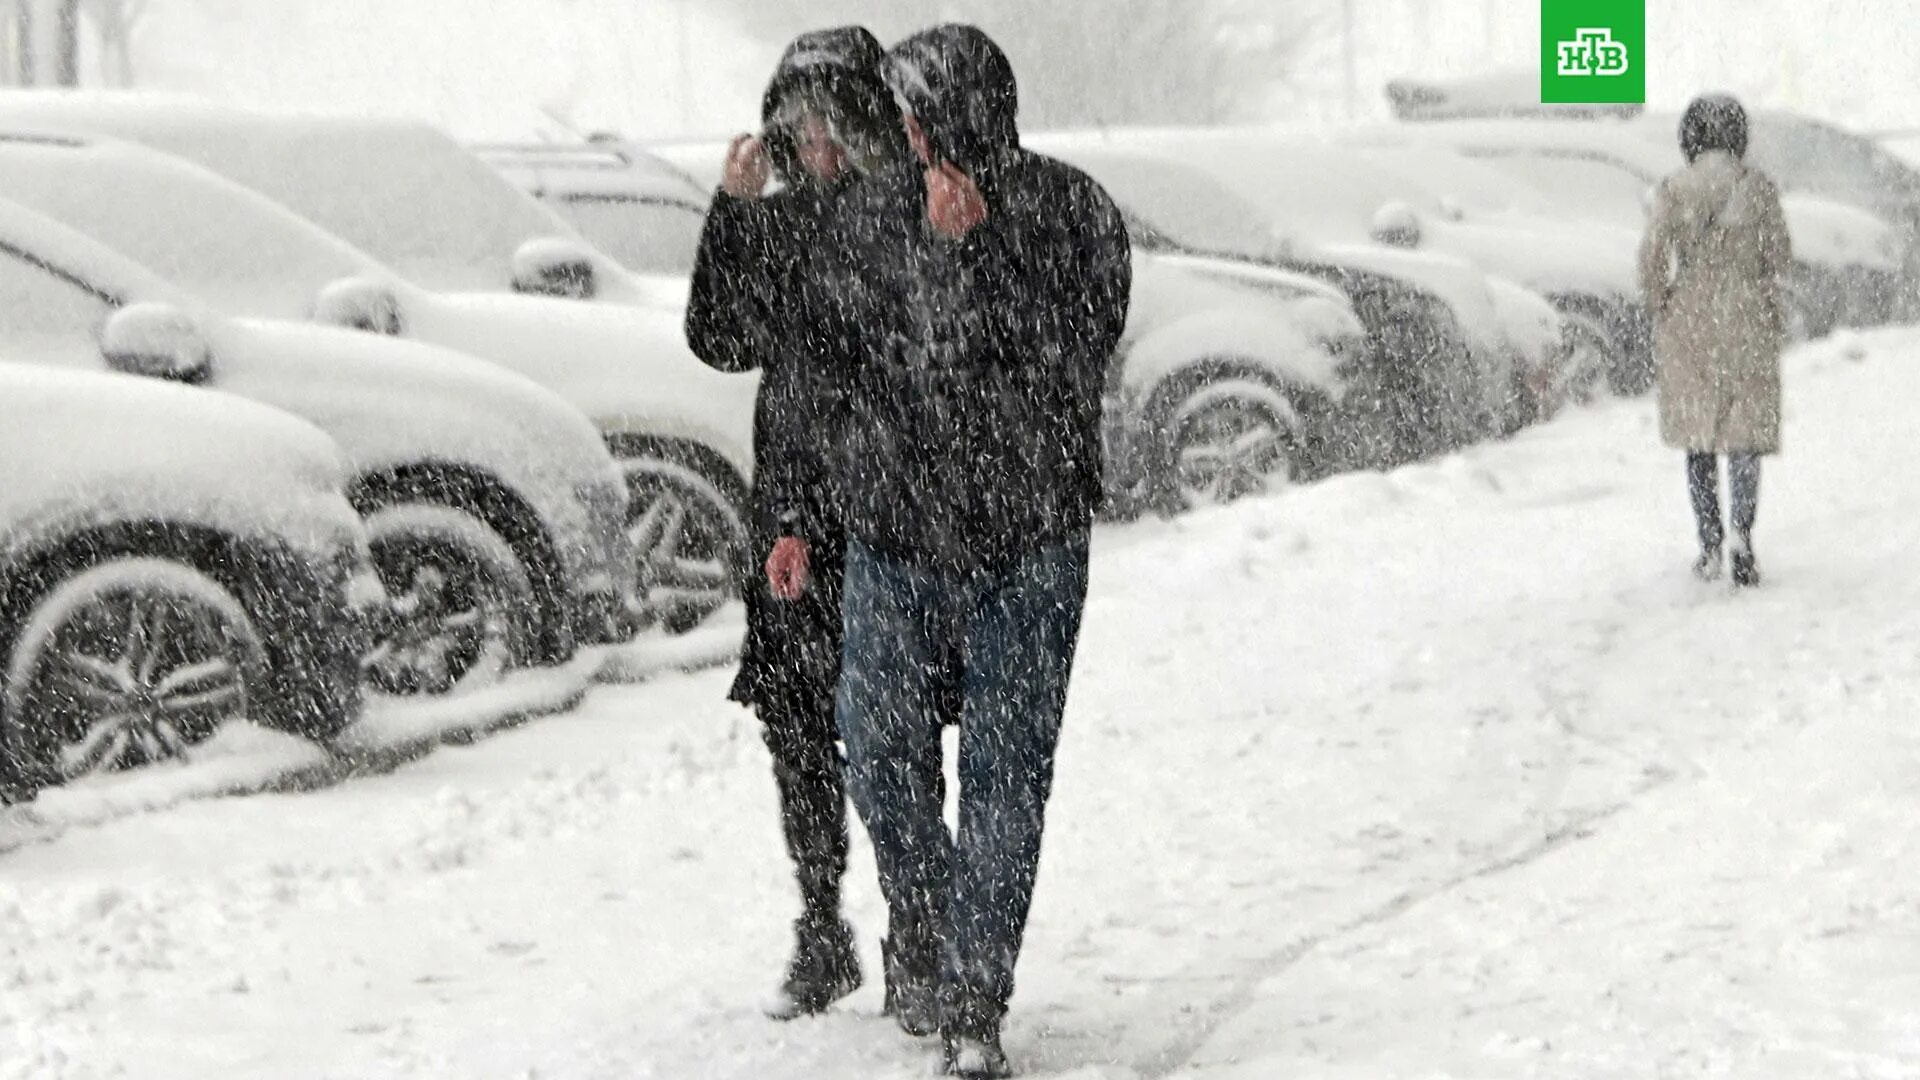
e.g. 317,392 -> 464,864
766,536 -> 811,601
722,133 -> 772,200
926,161 -> 988,240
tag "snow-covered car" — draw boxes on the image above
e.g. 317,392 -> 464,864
1041,131 -> 1598,408
0,92 -> 686,309
0,364 -> 378,800
1366,118 -> 1912,338
1322,140 -> 1651,395
1104,253 -> 1368,512
1034,141 -> 1570,457
482,137 -> 1370,512
0,130 -> 756,633
474,139 -> 710,278
0,192 -> 642,696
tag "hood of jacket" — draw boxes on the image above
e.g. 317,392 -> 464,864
760,25 -> 905,187
884,24 -> 1020,176
1667,150 -> 1770,236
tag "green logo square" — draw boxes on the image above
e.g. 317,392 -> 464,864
1541,0 -> 1645,104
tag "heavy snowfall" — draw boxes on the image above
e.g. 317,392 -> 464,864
0,1 -> 1917,1078
5,330 -> 1918,1078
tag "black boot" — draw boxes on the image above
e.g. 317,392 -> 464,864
882,933 -> 941,1037
767,914 -> 861,1021
1686,453 -> 1725,580
942,1002 -> 1011,1079
1730,535 -> 1761,589
1693,546 -> 1723,582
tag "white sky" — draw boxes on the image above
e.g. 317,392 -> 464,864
121,0 -> 1916,141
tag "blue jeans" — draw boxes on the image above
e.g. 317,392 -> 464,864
836,539 -> 1090,1028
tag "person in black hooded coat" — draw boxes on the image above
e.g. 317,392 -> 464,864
683,25 -> 909,1021
797,24 -> 1131,1079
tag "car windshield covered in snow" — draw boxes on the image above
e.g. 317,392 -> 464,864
0,134 -> 378,317
1744,112 -> 1920,220
0,98 -> 594,292
541,195 -> 704,275
1036,146 -> 1290,262
169,119 -> 580,290
1463,150 -> 1654,229
478,142 -> 710,275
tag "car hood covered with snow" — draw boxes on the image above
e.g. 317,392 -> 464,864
1378,205 -> 1641,298
1354,118 -> 1908,276
0,189 -> 624,509
0,132 -> 752,479
1779,193 -> 1902,272
411,290 -> 757,476
211,317 -> 622,499
0,364 -> 361,566
1483,274 -> 1565,371
1121,252 -> 1364,397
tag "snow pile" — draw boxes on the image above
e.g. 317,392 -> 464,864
1,332 -> 1917,1077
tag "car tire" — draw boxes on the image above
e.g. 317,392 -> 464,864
1559,310 -> 1618,407
361,504 -> 534,698
1,557 -> 268,801
1155,377 -> 1303,513
620,457 -> 747,635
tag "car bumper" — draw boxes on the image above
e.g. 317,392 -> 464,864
255,543 -> 387,739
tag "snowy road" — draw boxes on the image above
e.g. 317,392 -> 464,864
4,332 -> 1918,1080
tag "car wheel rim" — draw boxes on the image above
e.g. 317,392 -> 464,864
364,548 -> 510,697
34,588 -> 251,780
627,482 -> 737,631
1566,337 -> 1610,404
1174,402 -> 1294,508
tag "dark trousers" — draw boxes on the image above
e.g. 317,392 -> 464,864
734,538 -> 850,925
1686,451 -> 1761,552
760,702 -> 849,923
836,539 -> 1090,1030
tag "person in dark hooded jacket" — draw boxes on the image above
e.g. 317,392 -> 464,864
683,25 -> 909,1021
793,24 -> 1131,1079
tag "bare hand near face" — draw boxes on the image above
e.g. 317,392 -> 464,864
926,161 -> 988,240
766,536 -> 811,601
722,134 -> 773,200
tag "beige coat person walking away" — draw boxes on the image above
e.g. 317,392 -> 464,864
1637,94 -> 1791,587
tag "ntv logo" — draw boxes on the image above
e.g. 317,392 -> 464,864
1556,28 -> 1630,77
1541,1 -> 1643,103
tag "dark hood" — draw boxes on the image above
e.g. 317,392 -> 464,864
760,25 -> 907,187
1680,93 -> 1749,163
884,24 -> 1020,175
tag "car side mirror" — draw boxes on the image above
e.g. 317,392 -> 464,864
512,237 -> 599,301
1370,201 -> 1424,248
100,303 -> 213,384
314,277 -> 405,335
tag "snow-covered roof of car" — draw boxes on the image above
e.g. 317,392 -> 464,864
0,91 -> 599,292
0,181 -> 197,311
1042,127 -> 1484,249
473,140 -> 708,205
1025,138 -> 1295,259
1384,70 -> 1645,122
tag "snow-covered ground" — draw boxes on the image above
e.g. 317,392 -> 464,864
3,332 -> 1918,1080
